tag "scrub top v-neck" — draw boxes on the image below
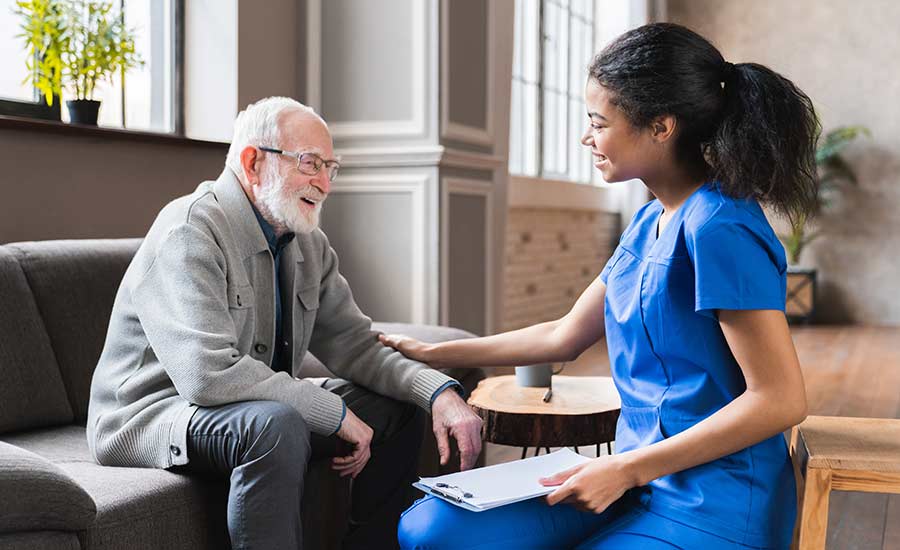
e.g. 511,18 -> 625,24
600,182 -> 795,548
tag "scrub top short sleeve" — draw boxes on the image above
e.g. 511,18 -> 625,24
687,216 -> 788,319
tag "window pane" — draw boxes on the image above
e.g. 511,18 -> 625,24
542,0 -> 568,96
569,96 -> 590,182
571,0 -> 591,19
568,17 -> 585,96
4,0 -> 174,131
123,0 -> 174,131
519,0 -> 539,83
509,79 -> 523,174
522,81 -> 538,175
0,0 -> 37,102
542,90 -> 568,177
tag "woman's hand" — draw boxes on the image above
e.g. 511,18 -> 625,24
378,333 -> 434,364
541,455 -> 637,514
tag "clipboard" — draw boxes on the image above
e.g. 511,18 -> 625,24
413,448 -> 591,512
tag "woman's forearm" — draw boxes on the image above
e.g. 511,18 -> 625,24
425,320 -> 578,369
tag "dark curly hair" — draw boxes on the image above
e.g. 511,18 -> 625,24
589,23 -> 819,223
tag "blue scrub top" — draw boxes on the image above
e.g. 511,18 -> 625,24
601,182 -> 796,548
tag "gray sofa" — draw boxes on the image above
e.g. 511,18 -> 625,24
0,238 -> 484,550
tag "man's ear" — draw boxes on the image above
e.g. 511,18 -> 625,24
239,146 -> 262,185
650,115 -> 677,144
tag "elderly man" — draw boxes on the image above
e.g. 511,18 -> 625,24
86,96 -> 483,549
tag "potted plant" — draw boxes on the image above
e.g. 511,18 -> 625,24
14,0 -> 69,119
62,0 -> 142,125
779,125 -> 870,323
14,0 -> 142,126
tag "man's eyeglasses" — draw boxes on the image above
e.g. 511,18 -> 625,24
258,146 -> 340,181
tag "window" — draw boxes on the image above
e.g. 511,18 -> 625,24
509,0 -> 595,184
0,0 -> 181,133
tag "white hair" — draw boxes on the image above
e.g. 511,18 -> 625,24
225,96 -> 325,178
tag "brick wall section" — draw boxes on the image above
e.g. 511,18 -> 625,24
502,208 -> 620,331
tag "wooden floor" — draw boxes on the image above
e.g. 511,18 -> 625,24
482,326 -> 900,549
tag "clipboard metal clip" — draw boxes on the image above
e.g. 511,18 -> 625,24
432,482 -> 474,503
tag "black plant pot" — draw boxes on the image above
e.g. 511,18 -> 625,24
66,99 -> 101,125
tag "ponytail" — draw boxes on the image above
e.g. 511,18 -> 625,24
708,62 -> 819,224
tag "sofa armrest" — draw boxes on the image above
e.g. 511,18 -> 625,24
0,442 -> 96,533
296,322 -> 482,380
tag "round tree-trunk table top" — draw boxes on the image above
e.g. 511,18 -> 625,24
468,375 -> 621,448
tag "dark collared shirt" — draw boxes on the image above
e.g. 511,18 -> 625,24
250,205 -> 295,375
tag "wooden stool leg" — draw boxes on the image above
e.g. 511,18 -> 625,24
795,468 -> 832,550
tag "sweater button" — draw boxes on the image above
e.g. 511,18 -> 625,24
255,343 -> 268,354
170,445 -> 181,456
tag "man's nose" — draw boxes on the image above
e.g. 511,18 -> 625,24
312,169 -> 331,195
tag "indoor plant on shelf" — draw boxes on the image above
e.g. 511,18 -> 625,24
14,0 -> 69,120
63,0 -> 142,125
15,0 -> 142,126
778,125 -> 870,323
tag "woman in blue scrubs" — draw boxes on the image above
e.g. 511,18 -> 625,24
382,23 -> 818,549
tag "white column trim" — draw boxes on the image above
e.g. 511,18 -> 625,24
440,148 -> 505,170
440,177 -> 495,334
328,174 -> 430,324
440,0 -> 495,146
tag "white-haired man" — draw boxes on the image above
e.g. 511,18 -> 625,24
86,97 -> 483,549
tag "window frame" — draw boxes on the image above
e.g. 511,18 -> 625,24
509,0 -> 595,185
0,0 -> 185,136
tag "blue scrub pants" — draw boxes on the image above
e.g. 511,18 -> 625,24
397,490 -> 764,549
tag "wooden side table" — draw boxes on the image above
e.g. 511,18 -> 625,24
468,375 -> 621,458
790,415 -> 900,549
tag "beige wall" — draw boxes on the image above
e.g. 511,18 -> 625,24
669,0 -> 900,325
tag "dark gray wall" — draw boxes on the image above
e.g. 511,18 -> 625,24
0,126 -> 226,243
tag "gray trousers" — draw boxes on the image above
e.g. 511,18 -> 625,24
173,379 -> 427,550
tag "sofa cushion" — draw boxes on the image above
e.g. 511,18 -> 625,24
0,247 -> 73,433
0,441 -> 95,532
7,239 -> 142,422
3,426 -> 229,550
4,424 -> 352,550
0,531 -> 80,550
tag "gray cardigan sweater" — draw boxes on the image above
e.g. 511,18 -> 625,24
86,169 -> 454,468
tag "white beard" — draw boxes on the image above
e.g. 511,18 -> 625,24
255,163 -> 323,235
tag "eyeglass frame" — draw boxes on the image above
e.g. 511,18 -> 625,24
257,145 -> 341,181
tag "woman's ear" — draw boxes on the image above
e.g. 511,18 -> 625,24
651,115 -> 677,143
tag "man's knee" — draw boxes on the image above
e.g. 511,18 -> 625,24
241,401 -> 311,467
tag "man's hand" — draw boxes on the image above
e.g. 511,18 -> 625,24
332,408 -> 373,478
431,389 -> 483,471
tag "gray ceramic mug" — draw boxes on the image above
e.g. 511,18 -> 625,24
515,363 -> 563,387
